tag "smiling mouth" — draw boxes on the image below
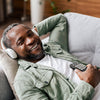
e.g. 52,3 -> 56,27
31,43 -> 38,51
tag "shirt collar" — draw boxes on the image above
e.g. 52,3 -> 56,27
18,58 -> 55,71
18,59 -> 38,70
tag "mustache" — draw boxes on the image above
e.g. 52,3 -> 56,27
18,47 -> 45,62
25,50 -> 45,61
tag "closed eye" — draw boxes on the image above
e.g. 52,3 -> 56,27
17,38 -> 24,46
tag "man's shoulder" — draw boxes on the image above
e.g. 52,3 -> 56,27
18,59 -> 36,70
14,59 -> 33,82
14,65 -> 28,82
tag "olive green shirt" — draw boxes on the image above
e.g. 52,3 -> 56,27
14,14 -> 94,100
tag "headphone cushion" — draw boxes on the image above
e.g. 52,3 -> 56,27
5,48 -> 17,59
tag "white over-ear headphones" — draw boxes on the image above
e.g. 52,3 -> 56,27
1,38 -> 17,59
1,28 -> 39,59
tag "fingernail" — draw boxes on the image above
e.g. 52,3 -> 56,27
75,69 -> 78,72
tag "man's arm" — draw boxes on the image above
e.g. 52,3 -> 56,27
63,64 -> 100,100
34,13 -> 69,51
67,81 -> 94,100
66,64 -> 100,100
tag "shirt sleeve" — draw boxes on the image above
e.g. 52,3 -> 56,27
67,80 -> 94,100
35,13 -> 69,51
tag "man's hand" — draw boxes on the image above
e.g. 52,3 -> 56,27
34,27 -> 38,32
75,64 -> 100,88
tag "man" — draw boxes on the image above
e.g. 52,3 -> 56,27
2,14 -> 100,100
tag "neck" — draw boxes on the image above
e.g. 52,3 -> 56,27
32,54 -> 45,63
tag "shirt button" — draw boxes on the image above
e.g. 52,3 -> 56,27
44,81 -> 48,84
34,66 -> 38,68
26,65 -> 31,70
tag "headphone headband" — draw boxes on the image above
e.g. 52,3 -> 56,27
1,38 -> 6,50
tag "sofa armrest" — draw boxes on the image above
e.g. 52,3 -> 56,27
0,66 -> 15,100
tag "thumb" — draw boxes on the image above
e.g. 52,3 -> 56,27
75,69 -> 83,78
75,69 -> 81,73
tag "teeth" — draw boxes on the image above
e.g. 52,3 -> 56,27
31,44 -> 38,50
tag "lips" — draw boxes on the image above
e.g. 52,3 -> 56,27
30,43 -> 38,52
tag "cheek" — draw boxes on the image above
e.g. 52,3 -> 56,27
15,45 -> 26,56
35,35 -> 40,41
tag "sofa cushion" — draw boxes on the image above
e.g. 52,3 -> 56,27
0,49 -> 19,100
64,12 -> 100,67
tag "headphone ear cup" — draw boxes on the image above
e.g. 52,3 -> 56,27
1,38 -> 17,59
5,48 -> 17,59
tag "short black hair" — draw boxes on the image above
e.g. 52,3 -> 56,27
2,23 -> 20,48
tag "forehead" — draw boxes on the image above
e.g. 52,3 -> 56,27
6,24 -> 30,40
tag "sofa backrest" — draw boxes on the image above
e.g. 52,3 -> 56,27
64,12 -> 100,67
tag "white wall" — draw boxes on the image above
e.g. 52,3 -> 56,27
6,0 -> 13,15
30,0 -> 45,25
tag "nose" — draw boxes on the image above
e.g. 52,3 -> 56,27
26,37 -> 35,46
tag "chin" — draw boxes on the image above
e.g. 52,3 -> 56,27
24,49 -> 45,62
34,50 -> 45,60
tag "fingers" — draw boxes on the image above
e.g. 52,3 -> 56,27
86,64 -> 93,68
87,64 -> 100,71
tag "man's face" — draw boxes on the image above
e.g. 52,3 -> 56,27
6,24 -> 44,62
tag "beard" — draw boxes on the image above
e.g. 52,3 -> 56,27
26,49 -> 45,61
18,46 -> 45,62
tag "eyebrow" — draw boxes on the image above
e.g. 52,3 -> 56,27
26,29 -> 31,34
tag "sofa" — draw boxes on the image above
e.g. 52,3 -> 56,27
0,12 -> 100,100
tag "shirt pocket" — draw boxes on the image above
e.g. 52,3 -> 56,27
35,70 -> 53,88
